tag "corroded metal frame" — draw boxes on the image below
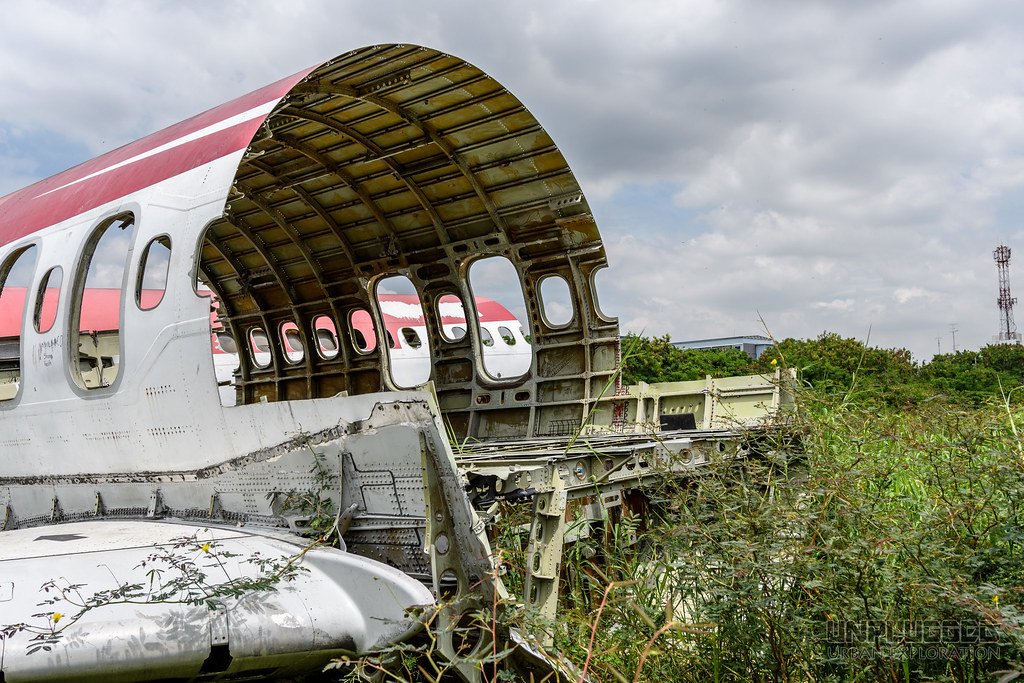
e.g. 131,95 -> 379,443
199,45 -> 619,439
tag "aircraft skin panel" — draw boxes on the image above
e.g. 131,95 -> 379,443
0,120 -> 255,249
0,520 -> 432,682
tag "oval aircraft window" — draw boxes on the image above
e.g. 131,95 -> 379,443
497,326 -> 516,346
0,245 -> 39,400
539,274 -> 574,327
280,322 -> 304,364
136,235 -> 171,310
401,327 -> 422,349
375,275 -> 431,388
34,266 -> 63,334
468,256 -> 531,380
349,308 -> 377,353
249,327 -> 271,368
437,293 -> 467,342
215,331 -> 238,354
590,265 -> 614,322
313,315 -> 339,359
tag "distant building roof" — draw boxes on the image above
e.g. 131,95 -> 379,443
674,335 -> 772,345
671,335 -> 774,359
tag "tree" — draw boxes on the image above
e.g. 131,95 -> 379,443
622,332 -> 1022,406
620,334 -> 756,385
918,344 -> 1024,403
753,332 -> 915,391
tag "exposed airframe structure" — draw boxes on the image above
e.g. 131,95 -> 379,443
0,44 -> 616,434
0,44 -> 791,681
0,43 -> 617,682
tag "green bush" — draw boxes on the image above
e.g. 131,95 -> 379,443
620,334 -> 757,386
919,346 -> 1024,404
753,332 -> 915,392
619,331 -> 1023,407
545,393 -> 1024,682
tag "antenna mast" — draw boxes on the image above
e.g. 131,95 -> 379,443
994,244 -> 1022,343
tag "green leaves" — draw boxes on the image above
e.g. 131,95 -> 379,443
620,333 -> 758,385
541,394 -> 1024,681
2,533 -> 309,656
619,332 -> 1023,409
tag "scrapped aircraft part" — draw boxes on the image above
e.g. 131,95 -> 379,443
0,519 -> 432,683
0,391 -> 570,681
522,469 -> 567,645
0,40 -> 771,682
194,44 -> 619,438
0,396 -> 475,581
457,428 -> 734,508
592,369 -> 797,432
0,44 -> 620,512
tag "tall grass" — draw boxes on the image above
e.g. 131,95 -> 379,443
337,389 -> 1024,681
524,391 -> 1024,682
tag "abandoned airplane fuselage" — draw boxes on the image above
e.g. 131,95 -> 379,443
0,44 -> 619,681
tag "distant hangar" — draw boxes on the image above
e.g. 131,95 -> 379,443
672,334 -> 774,359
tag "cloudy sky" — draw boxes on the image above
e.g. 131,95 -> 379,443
2,0 -> 1023,361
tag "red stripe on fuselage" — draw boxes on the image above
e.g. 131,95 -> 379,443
0,66 -> 315,248
0,116 -> 264,246
0,289 -> 522,340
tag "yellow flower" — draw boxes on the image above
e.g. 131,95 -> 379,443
52,612 -> 63,624
993,595 -> 1000,606
770,358 -> 778,366
201,543 -> 211,553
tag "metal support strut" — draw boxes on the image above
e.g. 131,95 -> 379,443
523,468 -> 567,645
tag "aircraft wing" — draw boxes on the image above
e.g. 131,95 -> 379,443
0,519 -> 431,682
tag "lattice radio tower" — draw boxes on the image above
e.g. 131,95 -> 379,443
994,244 -> 1021,343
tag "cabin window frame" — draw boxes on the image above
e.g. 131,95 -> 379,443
589,265 -> 615,323
135,234 -> 172,311
436,292 -> 468,343
34,266 -> 64,334
373,274 -> 432,389
537,273 -> 575,328
497,325 -> 517,346
279,320 -> 305,365
68,210 -> 137,393
312,315 -> 340,360
0,242 -> 40,403
348,308 -> 377,355
400,327 -> 423,349
249,326 -> 272,368
465,254 -> 533,383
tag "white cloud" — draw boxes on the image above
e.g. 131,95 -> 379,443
814,299 -> 857,312
893,288 -> 937,305
2,0 -> 1024,360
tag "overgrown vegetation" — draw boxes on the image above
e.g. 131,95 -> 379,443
339,335 -> 1024,681
483,333 -> 1024,681
622,332 -> 1024,407
620,334 -> 757,385
490,392 -> 1024,682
